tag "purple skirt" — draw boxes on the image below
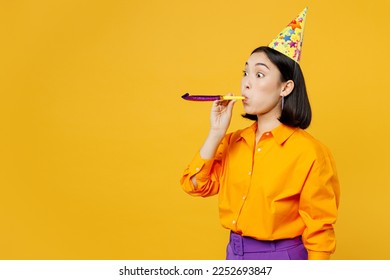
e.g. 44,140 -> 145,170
226,231 -> 308,260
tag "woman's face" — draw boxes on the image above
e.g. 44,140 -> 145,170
241,51 -> 287,118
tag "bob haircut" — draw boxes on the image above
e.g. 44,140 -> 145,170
242,46 -> 311,129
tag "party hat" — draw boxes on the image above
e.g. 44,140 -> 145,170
268,7 -> 308,63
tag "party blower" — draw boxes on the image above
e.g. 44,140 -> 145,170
181,93 -> 245,102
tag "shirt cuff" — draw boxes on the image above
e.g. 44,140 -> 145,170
308,251 -> 331,260
189,152 -> 215,180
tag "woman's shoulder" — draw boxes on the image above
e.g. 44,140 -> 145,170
292,129 -> 333,160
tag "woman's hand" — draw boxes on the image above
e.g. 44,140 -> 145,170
192,94 -> 236,186
209,95 -> 236,140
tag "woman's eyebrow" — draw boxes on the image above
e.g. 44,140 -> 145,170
255,62 -> 270,70
245,62 -> 270,70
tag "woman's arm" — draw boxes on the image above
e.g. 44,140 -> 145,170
191,98 -> 236,188
299,144 -> 340,260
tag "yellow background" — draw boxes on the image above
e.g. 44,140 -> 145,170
1,0 -> 389,260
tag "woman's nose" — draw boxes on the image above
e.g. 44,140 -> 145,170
242,77 -> 251,89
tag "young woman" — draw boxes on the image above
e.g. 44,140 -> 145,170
180,45 -> 340,260
180,9 -> 340,260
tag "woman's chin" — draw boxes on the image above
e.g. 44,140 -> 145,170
244,109 -> 257,115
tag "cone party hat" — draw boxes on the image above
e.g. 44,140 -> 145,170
268,7 -> 308,63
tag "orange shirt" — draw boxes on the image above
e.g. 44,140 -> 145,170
180,122 -> 340,260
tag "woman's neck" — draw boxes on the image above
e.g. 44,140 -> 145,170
255,114 -> 281,143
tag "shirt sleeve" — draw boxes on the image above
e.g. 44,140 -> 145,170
299,144 -> 341,260
180,135 -> 229,197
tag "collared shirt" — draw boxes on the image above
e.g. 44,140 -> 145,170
180,122 -> 340,260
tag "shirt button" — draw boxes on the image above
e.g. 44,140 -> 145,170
242,195 -> 246,200
257,148 -> 261,152
195,167 -> 200,171
248,171 -> 252,176
232,220 -> 236,224
265,132 -> 270,136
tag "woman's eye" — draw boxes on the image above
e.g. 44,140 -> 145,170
242,70 -> 248,77
257,73 -> 264,78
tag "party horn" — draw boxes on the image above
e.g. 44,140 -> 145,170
181,93 -> 245,101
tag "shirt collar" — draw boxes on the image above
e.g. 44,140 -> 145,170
237,122 -> 297,146
271,123 -> 297,145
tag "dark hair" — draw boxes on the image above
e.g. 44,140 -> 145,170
242,46 -> 311,129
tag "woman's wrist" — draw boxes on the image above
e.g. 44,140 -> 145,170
199,131 -> 224,160
207,128 -> 226,142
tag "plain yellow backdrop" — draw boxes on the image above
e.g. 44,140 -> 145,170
1,0 -> 389,259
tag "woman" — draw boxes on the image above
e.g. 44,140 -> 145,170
180,8 -> 340,260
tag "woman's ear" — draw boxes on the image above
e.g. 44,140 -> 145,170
281,80 -> 294,97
